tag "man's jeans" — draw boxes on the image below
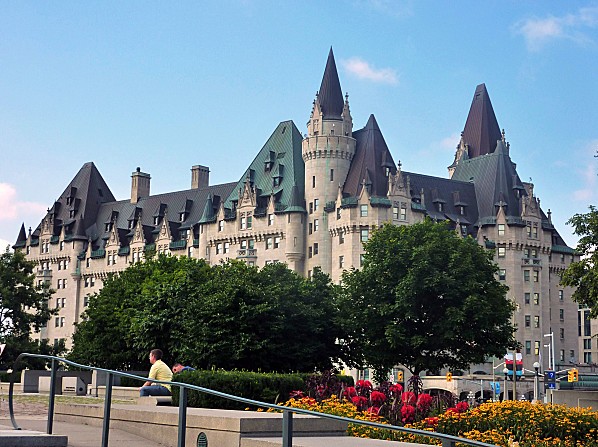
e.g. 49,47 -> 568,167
139,385 -> 171,397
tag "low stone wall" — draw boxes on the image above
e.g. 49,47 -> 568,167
55,403 -> 348,447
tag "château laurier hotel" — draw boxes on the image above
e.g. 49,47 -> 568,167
13,49 -> 595,377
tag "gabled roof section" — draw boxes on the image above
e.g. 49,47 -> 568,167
317,48 -> 345,120
38,162 -> 116,241
224,120 -> 305,213
451,140 -> 527,225
344,114 -> 397,197
404,172 -> 479,232
462,84 -> 502,158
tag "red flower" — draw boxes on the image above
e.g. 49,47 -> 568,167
455,401 -> 469,413
366,406 -> 380,415
351,396 -> 368,409
423,416 -> 439,428
344,386 -> 357,398
401,391 -> 416,405
289,390 -> 304,399
416,393 -> 433,411
356,380 -> 373,389
400,404 -> 416,423
370,391 -> 386,404
389,383 -> 403,395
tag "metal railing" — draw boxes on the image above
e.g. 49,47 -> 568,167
8,353 -> 499,447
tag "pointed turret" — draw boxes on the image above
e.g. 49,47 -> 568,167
13,223 -> 27,248
462,84 -> 502,158
318,48 -> 345,120
344,114 -> 396,197
199,194 -> 216,223
285,184 -> 306,213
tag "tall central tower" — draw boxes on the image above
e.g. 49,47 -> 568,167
302,48 -> 356,276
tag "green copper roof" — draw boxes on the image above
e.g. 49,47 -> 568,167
552,245 -> 576,255
224,121 -> 305,213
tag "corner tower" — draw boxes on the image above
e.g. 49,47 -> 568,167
302,48 -> 356,276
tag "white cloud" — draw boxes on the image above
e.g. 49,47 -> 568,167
514,6 -> 598,51
342,58 -> 398,85
0,183 -> 47,222
439,133 -> 460,151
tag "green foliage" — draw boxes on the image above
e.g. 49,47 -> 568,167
561,205 -> 598,317
69,256 -> 344,373
338,220 -> 517,381
170,369 -> 305,409
0,249 -> 59,369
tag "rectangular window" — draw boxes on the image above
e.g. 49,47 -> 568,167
560,328 -> 565,340
336,208 -> 341,220
533,270 -> 539,282
570,350 -> 575,360
84,296 -> 90,307
330,169 -> 334,181
524,270 -> 530,282
339,232 -> 344,244
524,248 -> 530,258
525,292 -> 530,304
584,352 -> 593,364
360,205 -> 368,217
312,176 -> 316,188
525,340 -> 531,355
559,309 -> 564,321
400,206 -> 407,220
534,341 -> 540,355
216,243 -> 223,254
309,203 -> 313,214
60,317 -> 65,327
498,269 -> 506,280
584,338 -> 592,350
525,315 -> 531,327
498,247 -> 506,258
218,220 -> 224,232
393,207 -> 399,219
313,243 -> 319,255
224,242 -> 230,254
314,199 -> 319,211
247,216 -> 252,229
241,240 -> 247,249
339,255 -> 344,269
309,223 -> 313,234
533,226 -> 538,238
533,293 -> 540,305
266,238 -> 273,250
274,237 -> 280,249
268,214 -> 274,226
526,224 -> 532,237
560,350 -> 565,362
240,217 -> 246,230
534,316 -> 540,328
314,219 -> 319,232
360,229 -> 369,243
559,290 -> 564,301
308,247 -> 312,258
498,224 -> 505,236
55,317 -> 60,327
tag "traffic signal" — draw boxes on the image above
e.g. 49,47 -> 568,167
572,368 -> 579,382
568,370 -> 574,382
397,371 -> 404,383
446,372 -> 453,382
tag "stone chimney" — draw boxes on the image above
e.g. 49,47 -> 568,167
191,165 -> 210,189
131,167 -> 151,204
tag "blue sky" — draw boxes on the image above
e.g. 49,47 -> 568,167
1,1 -> 597,250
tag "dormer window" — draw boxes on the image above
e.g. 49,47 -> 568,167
129,220 -> 135,229
105,223 -> 111,232
265,161 -> 273,172
438,203 -> 443,212
180,212 -> 186,222
69,210 -> 76,218
385,167 -> 390,177
154,216 -> 160,226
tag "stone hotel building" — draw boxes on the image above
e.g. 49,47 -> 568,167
14,49 -> 594,375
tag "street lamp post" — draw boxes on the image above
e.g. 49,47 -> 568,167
533,361 -> 540,402
503,367 -> 509,401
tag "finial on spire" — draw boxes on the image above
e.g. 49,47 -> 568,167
397,160 -> 402,170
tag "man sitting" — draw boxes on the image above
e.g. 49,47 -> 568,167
172,362 -> 196,373
139,349 -> 173,396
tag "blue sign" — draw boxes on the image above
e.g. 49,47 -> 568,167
545,370 -> 556,380
491,382 -> 501,394
547,382 -> 556,389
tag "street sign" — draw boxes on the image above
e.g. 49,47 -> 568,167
544,370 -> 556,390
490,382 -> 501,394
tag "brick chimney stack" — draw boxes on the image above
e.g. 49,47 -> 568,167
191,165 -> 210,189
131,167 -> 151,203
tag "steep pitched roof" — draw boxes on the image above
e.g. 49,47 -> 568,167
35,162 -> 116,241
451,140 -> 527,226
224,120 -> 305,213
317,48 -> 345,120
404,172 -> 479,233
462,84 -> 502,158
344,114 -> 397,197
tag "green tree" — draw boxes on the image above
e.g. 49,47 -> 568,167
0,248 -> 60,369
338,220 -> 517,382
561,205 -> 598,317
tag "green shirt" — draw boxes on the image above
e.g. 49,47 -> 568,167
149,359 -> 173,391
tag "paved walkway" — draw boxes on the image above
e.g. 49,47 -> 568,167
0,417 -> 167,447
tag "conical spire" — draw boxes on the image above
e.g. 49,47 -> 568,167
317,48 -> 344,120
285,183 -> 306,213
462,84 -> 502,158
15,223 -> 27,246
198,194 -> 215,223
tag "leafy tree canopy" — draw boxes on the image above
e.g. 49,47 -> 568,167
0,248 -> 61,369
337,220 -> 517,381
69,255 -> 344,373
561,205 -> 598,317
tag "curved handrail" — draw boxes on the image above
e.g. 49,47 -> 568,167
9,353 -> 499,447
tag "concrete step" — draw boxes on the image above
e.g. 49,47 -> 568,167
0,426 -> 67,447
